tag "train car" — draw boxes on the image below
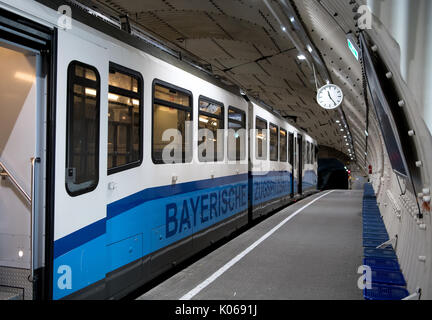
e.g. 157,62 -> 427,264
248,101 -> 317,219
0,0 -> 317,300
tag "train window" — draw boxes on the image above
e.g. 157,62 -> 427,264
65,61 -> 100,196
270,123 -> 279,162
256,117 -> 268,160
311,144 -> 315,164
280,129 -> 288,162
312,144 -> 315,163
198,97 -> 224,162
152,81 -> 192,164
288,132 -> 294,165
309,142 -> 312,164
228,107 -> 246,161
108,63 -> 143,174
306,142 -> 310,164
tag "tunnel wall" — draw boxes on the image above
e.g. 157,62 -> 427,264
366,1 -> 432,298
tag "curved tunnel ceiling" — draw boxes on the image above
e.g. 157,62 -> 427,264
75,0 -> 369,166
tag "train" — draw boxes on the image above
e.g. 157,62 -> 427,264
0,0 -> 317,300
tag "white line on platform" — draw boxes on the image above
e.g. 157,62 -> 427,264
179,190 -> 336,300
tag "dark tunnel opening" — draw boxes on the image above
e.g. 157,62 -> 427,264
318,158 -> 349,190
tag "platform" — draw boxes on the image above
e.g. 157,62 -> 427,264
137,190 -> 364,300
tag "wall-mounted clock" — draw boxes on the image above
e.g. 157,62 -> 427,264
316,84 -> 344,110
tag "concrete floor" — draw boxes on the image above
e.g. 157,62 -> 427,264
137,190 -> 364,300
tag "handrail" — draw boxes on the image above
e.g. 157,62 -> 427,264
0,160 -> 31,203
29,156 -> 40,283
0,158 -> 40,283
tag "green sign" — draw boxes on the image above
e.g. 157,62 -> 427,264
347,38 -> 359,60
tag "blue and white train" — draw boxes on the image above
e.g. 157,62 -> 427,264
0,0 -> 317,300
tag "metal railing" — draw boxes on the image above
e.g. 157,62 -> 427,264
0,158 -> 40,282
0,161 -> 31,203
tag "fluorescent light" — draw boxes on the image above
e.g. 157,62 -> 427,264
85,88 -> 97,96
297,54 -> 306,60
199,116 -> 209,124
108,93 -> 119,101
132,99 -> 140,106
282,26 -> 286,31
307,45 -> 313,53
15,72 -> 35,83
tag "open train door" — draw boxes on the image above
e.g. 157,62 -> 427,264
0,8 -> 53,300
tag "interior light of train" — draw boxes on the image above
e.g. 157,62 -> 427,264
199,117 -> 209,123
85,88 -> 97,96
14,72 -> 35,83
132,99 -> 139,106
108,93 -> 119,101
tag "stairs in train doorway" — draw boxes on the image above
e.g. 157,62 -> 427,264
0,286 -> 23,300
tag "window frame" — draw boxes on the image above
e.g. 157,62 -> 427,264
269,122 -> 279,162
108,62 -> 144,175
255,116 -> 268,160
288,132 -> 294,166
280,128 -> 288,163
65,60 -> 101,197
227,106 -> 246,161
151,79 -> 193,165
198,95 -> 225,163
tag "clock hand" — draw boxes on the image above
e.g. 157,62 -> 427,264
328,91 -> 337,106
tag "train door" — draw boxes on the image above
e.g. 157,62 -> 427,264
52,29 -> 108,300
289,132 -> 294,197
297,134 -> 303,195
0,10 -> 51,300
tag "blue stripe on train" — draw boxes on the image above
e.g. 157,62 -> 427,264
303,170 -> 318,192
52,170 -> 316,299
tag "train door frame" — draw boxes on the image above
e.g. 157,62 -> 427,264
297,134 -> 303,195
0,7 -> 55,300
289,132 -> 294,197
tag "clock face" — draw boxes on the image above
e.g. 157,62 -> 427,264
316,84 -> 344,110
